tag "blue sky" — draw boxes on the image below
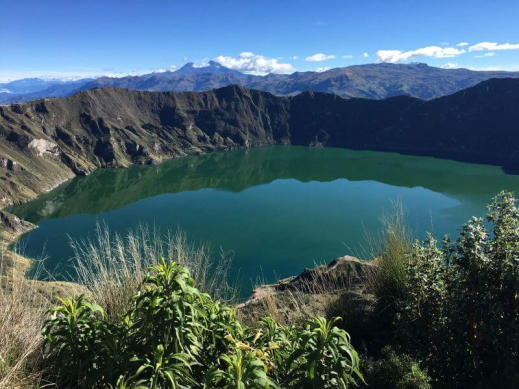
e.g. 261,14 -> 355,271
2,0 -> 519,81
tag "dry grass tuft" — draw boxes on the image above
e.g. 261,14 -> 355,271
72,223 -> 236,321
0,250 -> 51,388
366,201 -> 410,309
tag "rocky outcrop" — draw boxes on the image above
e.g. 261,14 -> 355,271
1,79 -> 519,206
0,210 -> 35,247
243,256 -> 374,302
0,210 -> 34,236
237,256 -> 375,323
0,210 -> 36,280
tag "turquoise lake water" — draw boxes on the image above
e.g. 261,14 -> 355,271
9,146 -> 519,292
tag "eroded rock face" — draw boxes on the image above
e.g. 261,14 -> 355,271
28,138 -> 59,156
0,158 -> 23,172
0,210 -> 35,235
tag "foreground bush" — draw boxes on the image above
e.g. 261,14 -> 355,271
42,260 -> 363,388
369,191 -> 519,388
363,346 -> 430,389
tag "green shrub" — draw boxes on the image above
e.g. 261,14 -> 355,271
395,191 -> 519,387
42,259 -> 363,388
363,346 -> 430,389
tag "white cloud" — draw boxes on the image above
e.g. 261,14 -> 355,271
342,55 -> 353,59
475,52 -> 496,58
292,56 -> 298,60
457,42 -> 469,47
375,46 -> 465,63
363,53 -> 369,58
213,52 -> 295,75
155,66 -> 178,73
315,67 -> 331,72
441,63 -> 459,69
469,42 -> 519,51
304,53 -> 336,62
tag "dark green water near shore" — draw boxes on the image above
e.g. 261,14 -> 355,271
9,146 -> 519,291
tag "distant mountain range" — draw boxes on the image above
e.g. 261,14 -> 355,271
2,62 -> 519,104
1,78 -> 519,206
0,78 -> 93,104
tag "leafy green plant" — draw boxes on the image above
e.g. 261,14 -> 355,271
363,346 -> 430,389
204,349 -> 277,388
42,295 -> 119,386
282,317 -> 363,389
42,259 -> 363,388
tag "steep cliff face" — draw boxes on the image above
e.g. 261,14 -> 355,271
1,79 -> 519,206
0,85 -> 290,205
288,78 -> 519,167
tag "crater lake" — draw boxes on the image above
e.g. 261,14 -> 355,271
9,146 -> 519,293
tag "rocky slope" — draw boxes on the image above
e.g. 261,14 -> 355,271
4,63 -> 519,104
1,79 -> 519,207
0,85 -> 291,205
0,210 -> 35,249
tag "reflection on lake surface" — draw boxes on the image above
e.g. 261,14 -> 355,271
9,146 -> 519,291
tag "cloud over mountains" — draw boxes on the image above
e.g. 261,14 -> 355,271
212,52 -> 295,75
375,42 -> 519,64
376,46 -> 465,63
469,42 -> 519,51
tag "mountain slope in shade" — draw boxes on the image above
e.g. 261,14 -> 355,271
1,78 -> 518,206
4,63 -> 519,104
